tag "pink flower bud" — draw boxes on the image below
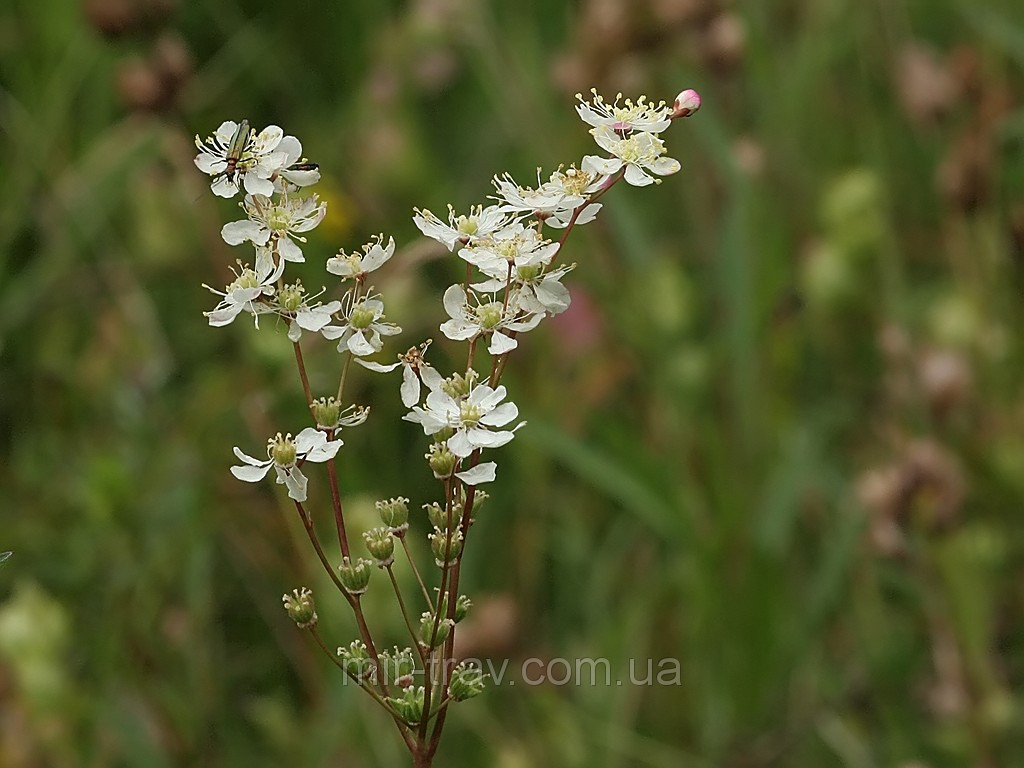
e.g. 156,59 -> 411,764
673,89 -> 702,118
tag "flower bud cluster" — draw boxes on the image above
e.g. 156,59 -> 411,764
338,557 -> 373,595
281,587 -> 317,629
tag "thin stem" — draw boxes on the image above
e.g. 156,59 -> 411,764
293,340 -> 313,406
387,564 -> 429,667
325,443 -> 351,558
294,501 -> 351,599
400,535 -> 433,607
293,501 -> 391,699
310,629 -> 416,753
335,351 -> 354,402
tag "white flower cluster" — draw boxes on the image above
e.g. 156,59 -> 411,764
197,87 -> 699,497
195,120 -> 404,501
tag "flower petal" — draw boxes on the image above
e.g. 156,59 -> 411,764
455,462 -> 497,485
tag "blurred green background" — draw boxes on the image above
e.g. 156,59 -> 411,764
2,0 -> 1024,765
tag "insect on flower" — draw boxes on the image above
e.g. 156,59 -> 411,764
216,118 -> 251,188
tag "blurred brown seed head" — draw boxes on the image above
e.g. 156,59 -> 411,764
733,136 -> 765,178
902,440 -> 965,532
879,323 -> 911,363
651,0 -> 716,26
937,132 -> 993,212
895,43 -> 958,125
859,440 -> 966,553
702,12 -> 746,72
151,32 -> 193,94
411,48 -> 459,92
1009,202 -> 1024,261
947,44 -> 983,103
581,0 -> 634,55
82,0 -> 142,38
916,348 -> 972,416
857,467 -> 906,557
139,0 -> 177,22
115,56 -> 165,111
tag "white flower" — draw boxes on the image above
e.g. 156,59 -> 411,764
321,290 -> 402,356
194,121 -> 294,198
543,166 -> 606,228
230,428 -> 342,502
403,383 -> 521,459
459,225 -> 573,315
357,341 -> 445,408
274,136 -> 321,188
439,284 -> 542,355
575,90 -> 672,134
473,265 -> 575,316
221,192 -> 327,263
459,223 -> 558,274
270,281 -> 341,342
491,172 -> 569,218
326,235 -> 395,281
583,127 -> 680,187
203,249 -> 283,327
413,204 -> 513,251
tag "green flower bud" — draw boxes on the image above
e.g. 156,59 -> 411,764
338,557 -> 372,595
363,527 -> 395,566
449,662 -> 487,701
429,527 -> 463,567
421,501 -> 462,532
454,594 -> 472,623
426,442 -> 457,479
386,685 -> 425,725
375,497 -> 410,533
337,640 -> 374,680
435,591 -> 472,624
268,432 -> 297,467
281,587 -> 317,629
310,396 -> 342,430
419,611 -> 453,649
379,647 -> 417,687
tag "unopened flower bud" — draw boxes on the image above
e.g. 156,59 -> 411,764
424,502 -> 449,529
379,646 -> 417,686
469,489 -> 489,514
454,594 -> 472,623
338,557 -> 372,595
429,527 -> 464,567
376,497 -> 410,533
337,640 -> 374,680
281,587 -> 317,628
449,662 -> 487,701
419,611 -> 454,648
310,396 -> 341,429
673,88 -> 702,118
363,527 -> 395,566
435,591 -> 472,623
426,442 -> 457,479
386,685 -> 425,724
